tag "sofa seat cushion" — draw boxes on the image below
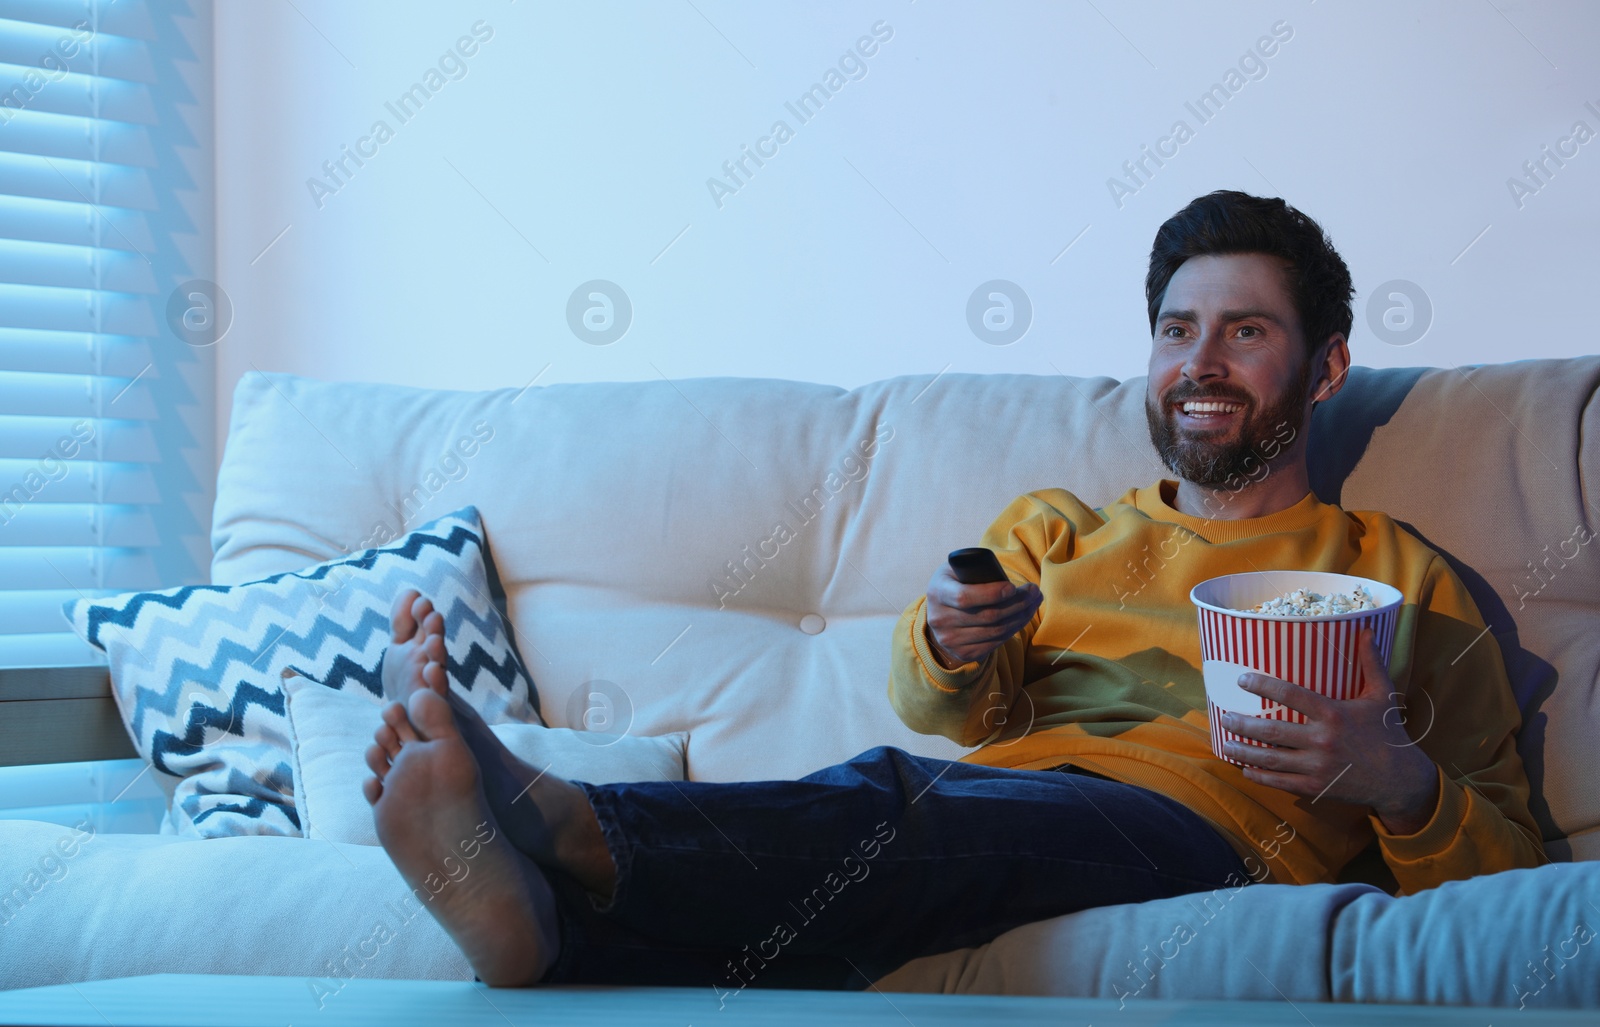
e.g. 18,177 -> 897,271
0,820 -> 470,991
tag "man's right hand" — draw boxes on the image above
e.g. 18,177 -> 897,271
923,564 -> 1043,670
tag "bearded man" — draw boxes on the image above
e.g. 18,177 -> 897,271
361,190 -> 1541,990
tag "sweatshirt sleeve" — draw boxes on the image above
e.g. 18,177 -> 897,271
887,492 -> 1079,745
1371,555 -> 1547,895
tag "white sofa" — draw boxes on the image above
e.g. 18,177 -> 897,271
4,357 -> 1599,1010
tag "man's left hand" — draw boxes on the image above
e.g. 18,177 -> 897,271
1219,627 -> 1441,835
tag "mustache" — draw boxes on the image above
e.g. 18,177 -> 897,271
1162,383 -> 1252,406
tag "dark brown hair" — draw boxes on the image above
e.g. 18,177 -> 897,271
1145,190 -> 1354,358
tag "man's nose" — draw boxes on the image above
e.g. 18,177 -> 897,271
1181,330 -> 1229,382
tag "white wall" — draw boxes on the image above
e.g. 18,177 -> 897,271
213,0 -> 1600,452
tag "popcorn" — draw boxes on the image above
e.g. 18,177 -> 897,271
1246,585 -> 1381,617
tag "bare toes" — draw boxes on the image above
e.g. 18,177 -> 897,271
366,742 -> 391,779
421,609 -> 445,641
410,595 -> 435,633
381,702 -> 421,745
422,659 -> 447,695
391,589 -> 421,643
406,687 -> 459,741
363,775 -> 382,806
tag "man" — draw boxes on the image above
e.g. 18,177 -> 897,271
362,191 -> 1544,990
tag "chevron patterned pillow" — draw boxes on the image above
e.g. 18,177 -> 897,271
63,507 -> 542,838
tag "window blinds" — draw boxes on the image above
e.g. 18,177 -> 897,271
0,0 -> 212,668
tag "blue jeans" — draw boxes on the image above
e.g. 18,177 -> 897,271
539,745 -> 1250,990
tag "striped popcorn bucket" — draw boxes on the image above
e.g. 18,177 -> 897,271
1190,571 -> 1403,766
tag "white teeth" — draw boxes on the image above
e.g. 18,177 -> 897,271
1181,401 -> 1242,414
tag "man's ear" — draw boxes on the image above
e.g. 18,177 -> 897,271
1310,334 -> 1351,405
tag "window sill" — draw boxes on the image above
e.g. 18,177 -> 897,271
0,665 -> 135,766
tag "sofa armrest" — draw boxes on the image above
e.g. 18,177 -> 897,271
0,666 -> 135,766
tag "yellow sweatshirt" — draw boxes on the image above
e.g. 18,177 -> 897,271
888,480 -> 1546,894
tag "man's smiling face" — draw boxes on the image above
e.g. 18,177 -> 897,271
1144,252 -> 1319,488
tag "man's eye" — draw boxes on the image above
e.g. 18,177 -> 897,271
1237,325 -> 1261,338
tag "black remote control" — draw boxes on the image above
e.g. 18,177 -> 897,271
948,547 -> 1010,585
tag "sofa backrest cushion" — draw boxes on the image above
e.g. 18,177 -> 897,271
211,358 -> 1600,858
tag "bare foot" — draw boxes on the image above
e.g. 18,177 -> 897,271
365,696 -> 616,899
381,589 -> 447,703
367,593 -> 616,899
368,688 -> 560,986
